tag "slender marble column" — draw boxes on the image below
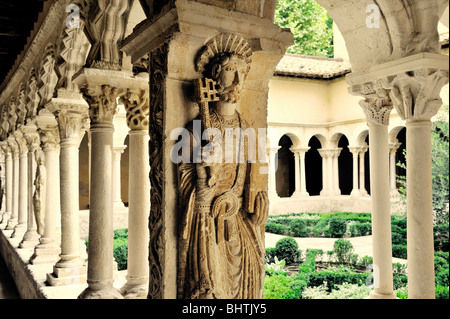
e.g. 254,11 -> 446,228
78,83 -> 123,299
332,148 -> 342,196
120,88 -> 150,298
383,62 -> 448,299
389,142 -> 401,197
0,147 -> 6,219
350,80 -> 396,299
12,133 -> 28,238
30,122 -> 61,265
19,128 -> 41,248
349,147 -> 360,197
290,147 -> 310,197
6,137 -> 19,230
318,149 -> 329,196
267,146 -> 281,200
47,96 -> 89,286
359,146 -> 369,196
0,144 -> 12,226
112,146 -> 126,210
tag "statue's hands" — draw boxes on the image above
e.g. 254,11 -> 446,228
250,191 -> 269,226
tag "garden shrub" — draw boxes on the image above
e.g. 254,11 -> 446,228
264,274 -> 293,299
392,244 -> 407,259
435,285 -> 449,299
349,223 -> 372,237
302,282 -> 372,299
265,247 -> 277,264
265,222 -> 290,235
329,217 -> 347,238
332,238 -> 354,264
290,219 -> 310,237
392,232 -> 406,245
275,237 -> 301,264
308,269 -> 370,292
113,238 -> 128,271
114,228 -> 128,239
358,255 -> 373,269
312,218 -> 329,237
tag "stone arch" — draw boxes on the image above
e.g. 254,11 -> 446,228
276,134 -> 295,197
356,129 -> 369,146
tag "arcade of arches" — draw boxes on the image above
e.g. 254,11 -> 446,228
0,0 -> 448,300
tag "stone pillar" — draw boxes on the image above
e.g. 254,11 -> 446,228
120,87 -> 150,299
332,148 -> 342,196
0,144 -> 12,226
318,149 -> 334,196
120,0 -> 292,299
349,80 -> 396,299
112,146 -> 126,211
30,112 -> 61,265
389,142 -> 401,197
290,147 -> 310,197
6,137 -> 19,230
11,132 -> 28,238
73,72 -> 127,299
359,146 -> 369,196
381,56 -> 449,299
267,146 -> 281,201
19,127 -> 41,248
46,94 -> 89,286
0,146 -> 6,219
349,147 -> 360,197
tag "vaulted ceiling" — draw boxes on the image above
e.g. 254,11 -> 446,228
0,0 -> 45,88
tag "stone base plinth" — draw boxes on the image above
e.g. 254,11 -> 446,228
47,265 -> 87,286
30,245 -> 61,265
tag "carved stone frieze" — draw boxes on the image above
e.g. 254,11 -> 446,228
38,45 -> 59,109
26,71 -> 40,122
38,126 -> 60,150
8,98 -> 18,134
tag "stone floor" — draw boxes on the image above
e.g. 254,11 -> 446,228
0,253 -> 20,299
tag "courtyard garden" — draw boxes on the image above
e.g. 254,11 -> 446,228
263,212 -> 449,299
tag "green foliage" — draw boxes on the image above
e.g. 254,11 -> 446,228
435,285 -> 449,299
113,238 -> 128,271
274,0 -> 334,57
265,222 -> 290,235
265,257 -> 288,276
275,237 -> 301,264
264,274 -> 294,299
265,247 -> 277,264
328,217 -> 347,238
392,244 -> 407,259
308,269 -> 370,292
302,282 -> 372,299
289,219 -> 310,237
332,238 -> 354,264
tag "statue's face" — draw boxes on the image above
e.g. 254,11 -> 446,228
216,56 -> 247,104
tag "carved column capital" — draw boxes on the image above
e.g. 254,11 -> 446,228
7,137 -> 19,157
81,84 -> 122,126
38,127 -> 60,150
318,148 -> 342,159
381,68 -> 449,122
22,127 -> 41,153
120,88 -> 150,131
350,80 -> 393,126
48,103 -> 89,144
289,147 -> 310,157
389,142 -> 402,155
14,132 -> 28,156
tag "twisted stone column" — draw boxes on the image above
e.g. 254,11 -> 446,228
30,114 -> 61,265
350,80 -> 396,299
46,95 -> 89,286
19,127 -> 41,248
382,60 -> 449,299
120,87 -> 150,299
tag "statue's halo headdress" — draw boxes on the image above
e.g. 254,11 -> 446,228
195,33 -> 253,77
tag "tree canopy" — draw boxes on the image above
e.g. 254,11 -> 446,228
274,0 -> 334,58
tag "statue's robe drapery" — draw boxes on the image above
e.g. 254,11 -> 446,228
177,109 -> 266,299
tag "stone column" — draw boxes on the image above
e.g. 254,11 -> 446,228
332,148 -> 342,196
389,142 -> 401,197
359,146 -> 369,196
381,57 -> 449,299
0,144 -> 12,226
349,147 -> 360,197
267,146 -> 281,200
30,112 -> 61,265
112,146 -> 126,211
290,147 -> 310,197
349,80 -> 396,299
73,74 -> 125,299
46,94 -> 89,286
120,87 -> 150,299
11,132 -> 28,238
120,0 -> 292,299
318,149 -> 333,196
0,146 -> 6,219
19,127 -> 41,248
6,137 -> 19,230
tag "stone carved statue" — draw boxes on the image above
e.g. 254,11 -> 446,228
33,149 -> 46,236
177,33 -> 269,299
